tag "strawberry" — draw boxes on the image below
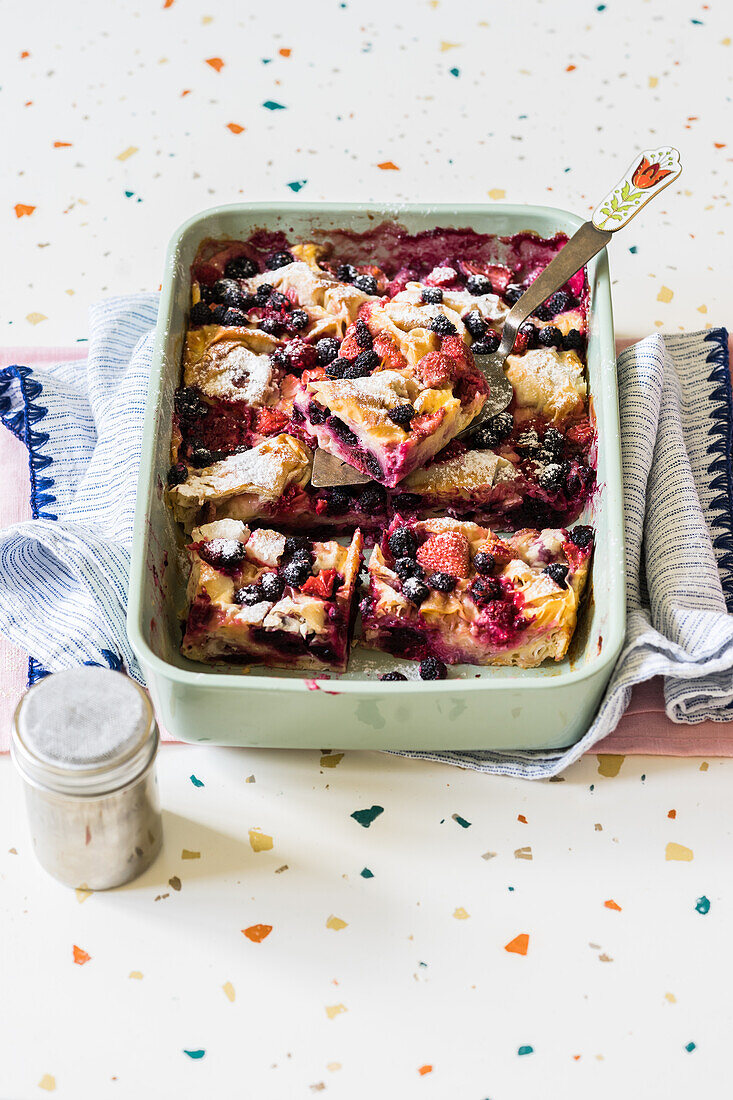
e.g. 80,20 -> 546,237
300,367 -> 326,384
338,333 -> 362,360
301,569 -> 339,599
416,531 -> 470,578
373,332 -> 406,371
254,407 -> 289,436
416,351 -> 454,388
566,418 -> 594,449
476,535 -> 514,567
411,409 -> 445,439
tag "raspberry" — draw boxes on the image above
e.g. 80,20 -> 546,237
416,351 -> 454,388
419,656 -> 447,680
225,256 -> 258,279
254,407 -> 289,436
416,531 -> 470,578
265,250 -> 294,270
284,338 -> 317,373
316,337 -> 340,365
410,409 -> 445,439
566,418 -> 594,448
421,287 -> 443,304
543,563 -> 569,586
166,462 -> 188,487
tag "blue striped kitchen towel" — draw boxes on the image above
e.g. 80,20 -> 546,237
0,297 -> 731,777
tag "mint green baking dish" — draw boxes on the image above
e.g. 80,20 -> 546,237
127,202 -> 625,751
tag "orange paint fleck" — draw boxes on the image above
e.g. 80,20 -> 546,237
504,933 -> 529,956
226,123 -> 245,134
279,48 -> 291,57
604,899 -> 622,911
181,89 -> 191,97
163,0 -> 175,6
206,57 -> 224,72
73,945 -> 91,965
566,64 -> 577,71
714,142 -> 727,148
418,1065 -> 433,1076
517,814 -> 528,823
242,924 -> 272,943
668,809 -> 677,819
573,1054 -> 581,1061
14,204 -> 35,218
53,141 -> 72,148
24,101 -> 33,106
377,161 -> 400,170
20,50 -> 30,59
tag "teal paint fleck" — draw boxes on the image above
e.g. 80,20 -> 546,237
263,100 -> 286,110
596,3 -> 606,9
695,895 -> 711,915
452,814 -> 471,829
189,774 -> 204,788
641,774 -> 646,782
287,180 -> 307,192
449,67 -> 460,77
351,805 -> 384,828
124,190 -> 134,198
590,784 -> 595,791
685,1041 -> 696,1053
629,245 -> 638,254
517,1045 -> 534,1056
360,867 -> 374,878
690,18 -> 703,24
508,886 -> 515,892
419,961 -> 428,968
184,1049 -> 206,1060
262,58 -> 273,64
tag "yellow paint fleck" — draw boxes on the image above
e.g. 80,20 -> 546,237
116,146 -> 139,161
181,849 -> 200,859
202,13 -> 213,23
75,885 -> 92,903
38,1075 -> 56,1092
722,36 -> 731,46
665,992 -> 677,1003
654,320 -> 664,327
320,753 -> 344,768
65,289 -> 75,296
327,1063 -> 342,1072
325,1003 -> 347,1019
487,188 -> 506,200
326,915 -> 348,931
453,906 -> 470,920
665,842 -> 694,862
698,304 -> 708,313
514,846 -> 533,860
249,829 -> 274,852
657,286 -> 674,303
129,970 -> 143,980
597,754 -> 625,777
648,75 -> 658,88
222,981 -> 235,1002
440,40 -> 461,51
700,762 -> 709,771
26,312 -> 47,325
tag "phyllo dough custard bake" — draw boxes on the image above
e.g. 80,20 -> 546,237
168,224 -> 596,676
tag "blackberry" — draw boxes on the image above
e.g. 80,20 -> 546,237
254,283 -> 273,304
224,255 -> 258,279
394,557 -> 424,581
328,417 -> 357,446
380,670 -> 408,681
546,290 -> 570,315
353,273 -> 378,295
537,462 -> 566,491
534,305 -> 553,322
316,337 -> 340,365
563,329 -> 584,352
354,319 -> 373,348
307,401 -> 329,425
357,484 -> 387,513
516,428 -> 541,456
388,525 -> 417,559
463,310 -> 487,340
281,557 -> 312,587
189,301 -> 212,326
421,286 -> 443,304
343,359 -> 370,380
364,453 -> 383,480
286,309 -> 309,332
260,316 -> 284,336
174,387 -> 207,421
471,330 -> 501,355
324,359 -> 347,380
284,535 -> 312,557
429,314 -> 457,336
233,584 -> 264,606
402,577 -> 430,606
419,656 -> 447,680
324,487 -> 351,516
388,403 -> 416,427
393,492 -> 421,512
260,572 -> 286,601
355,349 -> 380,372
268,290 -> 289,311
504,284 -> 523,305
198,538 -> 246,570
542,426 -> 564,458
209,304 -> 228,325
269,347 -> 289,370
543,563 -> 569,587
190,445 -> 214,468
428,572 -> 457,593
212,278 -> 248,309
222,307 -> 248,327
518,320 -> 538,348
265,250 -> 294,270
336,263 -> 358,283
473,551 -> 495,576
567,525 -> 593,549
469,576 -> 502,605
472,411 -> 514,450
466,273 -> 492,296
166,462 -> 188,487
538,325 -> 563,349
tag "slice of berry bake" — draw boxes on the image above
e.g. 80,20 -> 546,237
360,517 -> 593,668
182,520 -> 363,672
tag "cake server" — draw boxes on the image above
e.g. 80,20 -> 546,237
310,146 -> 681,488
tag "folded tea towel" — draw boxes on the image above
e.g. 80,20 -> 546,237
0,297 -> 731,777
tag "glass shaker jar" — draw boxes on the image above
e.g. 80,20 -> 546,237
11,667 -> 163,890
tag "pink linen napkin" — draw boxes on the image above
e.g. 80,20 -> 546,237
0,345 -> 730,757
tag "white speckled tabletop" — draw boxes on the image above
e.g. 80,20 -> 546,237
2,0 -> 733,1096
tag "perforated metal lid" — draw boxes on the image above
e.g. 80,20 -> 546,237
12,668 -> 157,796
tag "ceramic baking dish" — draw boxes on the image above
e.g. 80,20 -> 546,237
127,202 -> 625,751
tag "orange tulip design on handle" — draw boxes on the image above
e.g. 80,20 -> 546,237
631,156 -> 673,189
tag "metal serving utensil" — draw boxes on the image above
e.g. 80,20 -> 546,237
310,146 -> 682,488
